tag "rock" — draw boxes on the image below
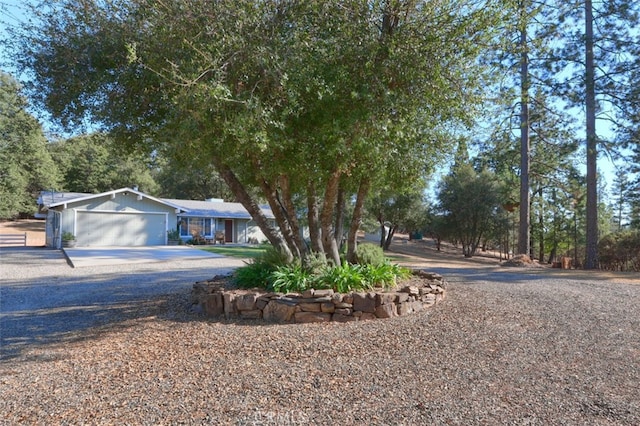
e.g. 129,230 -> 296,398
395,292 -> 410,304
263,300 -> 296,322
203,293 -> 224,317
376,293 -> 396,306
256,298 -> 269,310
374,303 -> 397,319
239,309 -> 262,319
294,312 -> 332,323
223,293 -> 238,319
331,293 -> 343,304
320,302 -> 335,313
299,302 -> 322,312
313,289 -> 334,297
343,294 -> 354,304
397,302 -> 412,316
411,301 -> 424,313
300,296 -> 333,303
360,313 -> 377,321
353,292 -> 376,313
236,293 -> 258,311
332,313 -> 358,322
302,289 -> 315,298
401,286 -> 420,296
334,302 -> 353,309
334,308 -> 352,316
415,270 -> 443,281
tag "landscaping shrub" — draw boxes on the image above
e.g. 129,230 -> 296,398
234,246 -> 411,293
302,251 -> 330,275
316,262 -> 368,293
361,262 -> 411,288
355,243 -> 386,266
599,230 -> 640,271
271,264 -> 323,293
233,246 -> 290,288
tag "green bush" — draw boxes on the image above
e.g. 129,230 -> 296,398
361,262 -> 411,288
302,251 -> 330,275
271,264 -> 323,293
316,262 -> 368,293
233,246 -> 290,288
598,230 -> 640,271
233,246 -> 411,293
355,243 -> 386,266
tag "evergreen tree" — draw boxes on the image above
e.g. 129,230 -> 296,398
0,72 -> 61,218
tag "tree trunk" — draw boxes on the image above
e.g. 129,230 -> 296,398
334,184 -> 346,250
383,225 -> 397,250
518,3 -> 531,256
346,178 -> 370,263
307,181 -> 323,254
538,206 -> 544,263
320,169 -> 342,265
278,175 -> 307,258
379,219 -> 386,248
584,0 -> 599,269
258,177 -> 301,261
213,159 -> 292,261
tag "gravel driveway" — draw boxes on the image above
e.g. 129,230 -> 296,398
1,247 -> 640,425
0,247 -> 245,359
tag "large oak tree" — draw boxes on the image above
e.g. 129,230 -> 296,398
9,0 -> 499,262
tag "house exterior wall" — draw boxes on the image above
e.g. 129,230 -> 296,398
48,192 -> 177,247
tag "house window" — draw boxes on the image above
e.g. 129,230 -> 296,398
179,218 -> 213,237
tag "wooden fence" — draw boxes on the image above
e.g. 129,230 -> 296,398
0,233 -> 27,247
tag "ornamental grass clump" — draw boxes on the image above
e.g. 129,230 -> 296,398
234,246 -> 410,293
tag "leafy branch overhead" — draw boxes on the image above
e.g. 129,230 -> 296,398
9,0 -> 500,262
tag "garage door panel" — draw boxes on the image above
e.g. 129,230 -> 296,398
76,212 -> 166,246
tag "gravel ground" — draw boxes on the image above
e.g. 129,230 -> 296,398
1,247 -> 640,425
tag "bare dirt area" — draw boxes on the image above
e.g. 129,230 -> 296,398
389,234 -> 640,285
0,219 -> 46,247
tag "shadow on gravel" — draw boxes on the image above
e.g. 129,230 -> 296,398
0,268 -> 230,362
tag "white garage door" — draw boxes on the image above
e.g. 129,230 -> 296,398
76,211 -> 167,246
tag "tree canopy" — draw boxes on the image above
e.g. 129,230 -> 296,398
10,0 -> 500,262
0,72 -> 61,218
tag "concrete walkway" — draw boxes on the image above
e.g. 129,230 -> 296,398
63,246 -> 223,268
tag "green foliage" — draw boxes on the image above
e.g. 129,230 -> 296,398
9,0 -> 502,261
271,264 -> 320,294
437,164 -> 505,257
167,229 -> 180,240
48,133 -> 159,194
302,251 -> 330,276
315,262 -> 368,294
0,72 -> 62,218
598,230 -> 640,272
233,246 -> 291,288
360,262 -> 411,289
61,231 -> 75,241
355,243 -> 386,266
233,244 -> 408,293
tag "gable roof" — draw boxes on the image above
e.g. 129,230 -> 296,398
164,198 -> 275,220
36,189 -> 274,220
38,188 -> 185,211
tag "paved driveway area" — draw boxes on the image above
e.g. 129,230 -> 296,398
63,245 -> 224,267
0,247 -> 245,360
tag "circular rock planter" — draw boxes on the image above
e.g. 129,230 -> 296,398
191,269 -> 446,323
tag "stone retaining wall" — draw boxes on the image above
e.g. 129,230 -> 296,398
191,270 -> 446,323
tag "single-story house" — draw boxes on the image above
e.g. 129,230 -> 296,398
37,187 -> 275,248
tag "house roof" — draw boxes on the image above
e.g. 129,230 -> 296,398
38,188 -> 186,212
37,189 -> 274,220
164,198 -> 275,220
